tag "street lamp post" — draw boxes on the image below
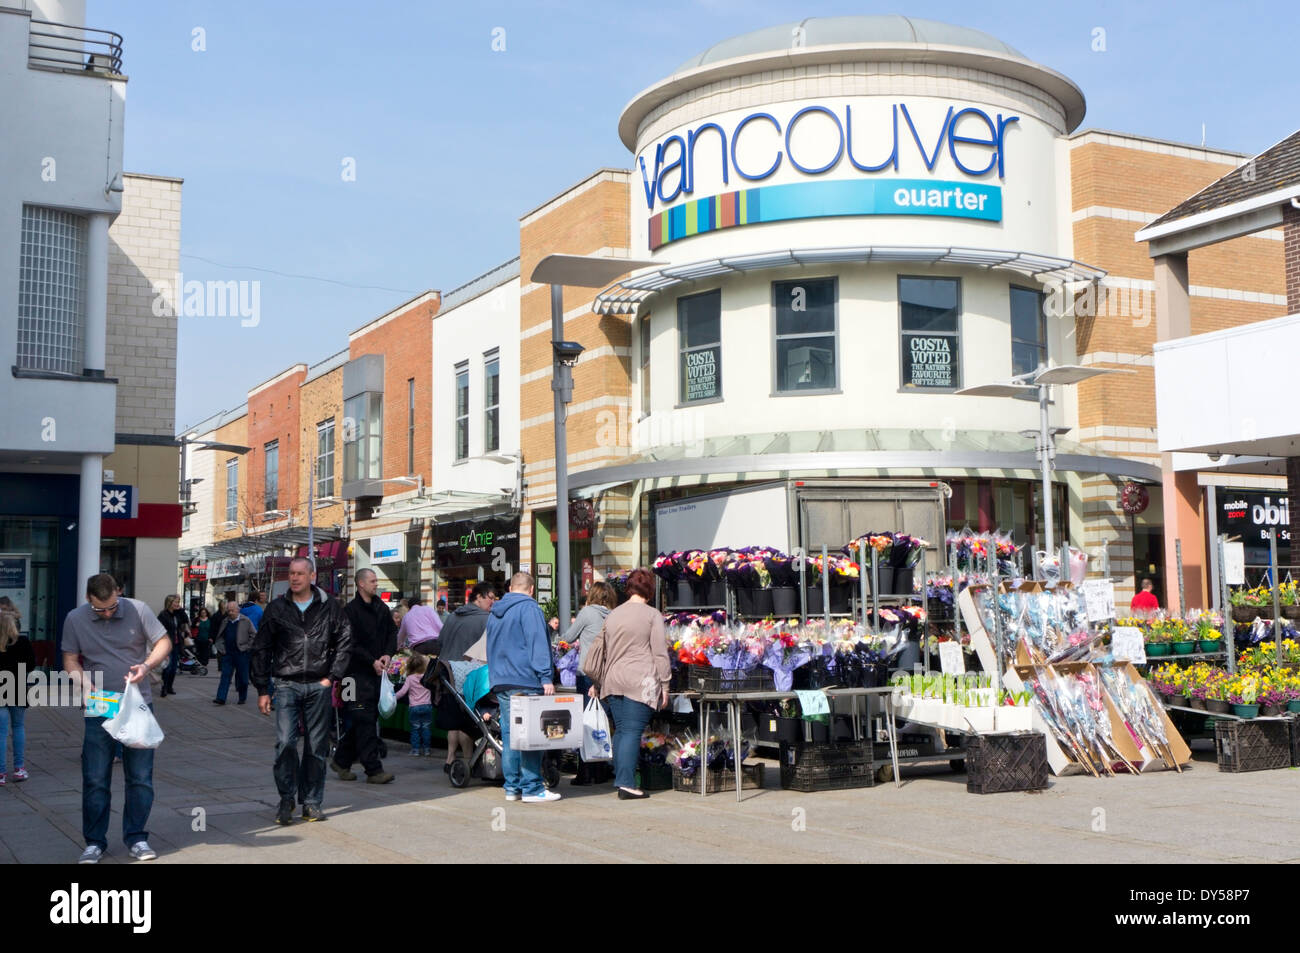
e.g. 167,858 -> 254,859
529,254 -> 654,631
958,363 -> 1124,575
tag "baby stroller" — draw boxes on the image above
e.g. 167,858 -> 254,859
430,659 -> 561,790
178,642 -> 207,677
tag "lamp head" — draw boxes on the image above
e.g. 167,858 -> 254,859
553,340 -> 585,366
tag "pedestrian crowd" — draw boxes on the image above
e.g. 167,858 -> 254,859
37,559 -> 670,863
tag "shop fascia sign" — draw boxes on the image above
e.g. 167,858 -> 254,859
638,101 -> 1018,212
1222,493 -> 1291,545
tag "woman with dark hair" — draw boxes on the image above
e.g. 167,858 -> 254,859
194,607 -> 213,667
580,568 -> 670,800
566,581 -> 618,786
157,596 -> 181,697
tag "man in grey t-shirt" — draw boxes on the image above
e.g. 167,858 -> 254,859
61,573 -> 171,864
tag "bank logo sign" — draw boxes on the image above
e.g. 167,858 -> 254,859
640,102 -> 1015,249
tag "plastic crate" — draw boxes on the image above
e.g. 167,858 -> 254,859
964,732 -> 1048,794
637,762 -> 674,791
1215,719 -> 1292,773
671,762 -> 765,794
688,665 -> 774,693
1290,716 -> 1300,768
779,742 -> 875,792
668,666 -> 693,693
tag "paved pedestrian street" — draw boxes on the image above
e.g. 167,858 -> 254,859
3,686 -> 1298,865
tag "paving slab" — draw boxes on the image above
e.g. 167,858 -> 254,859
3,687 -> 1297,863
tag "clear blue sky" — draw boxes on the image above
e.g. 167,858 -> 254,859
90,0 -> 1300,430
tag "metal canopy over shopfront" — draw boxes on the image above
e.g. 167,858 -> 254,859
367,489 -> 513,522
181,524 -> 343,562
565,428 -> 1161,489
591,246 -> 1106,314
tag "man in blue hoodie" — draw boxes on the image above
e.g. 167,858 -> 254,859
485,571 -> 560,803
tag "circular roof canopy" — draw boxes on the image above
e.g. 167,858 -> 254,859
676,16 -> 1024,71
620,16 -> 1086,149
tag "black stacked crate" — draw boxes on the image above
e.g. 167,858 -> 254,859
964,732 -> 1048,794
1215,720 -> 1292,773
778,741 -> 875,792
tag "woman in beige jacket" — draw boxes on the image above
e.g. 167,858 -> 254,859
580,568 -> 671,799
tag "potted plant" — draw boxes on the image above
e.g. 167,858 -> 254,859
1258,674 -> 1288,717
1287,672 -> 1300,713
1229,585 -> 1271,622
1205,677 -> 1232,715
1192,611 -> 1224,653
1226,675 -> 1260,719
774,697 -> 803,745
1163,618 -> 1196,655
1144,624 -> 1172,657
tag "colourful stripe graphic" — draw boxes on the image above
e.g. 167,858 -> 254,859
647,178 -> 1001,250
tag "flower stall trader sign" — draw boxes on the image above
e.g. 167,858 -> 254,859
434,518 -> 520,571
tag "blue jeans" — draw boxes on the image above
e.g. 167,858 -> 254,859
606,695 -> 653,790
408,704 -> 432,750
499,689 -> 545,797
162,641 -> 181,692
216,650 -> 250,702
83,709 -> 154,850
0,706 -> 26,772
273,681 -> 331,807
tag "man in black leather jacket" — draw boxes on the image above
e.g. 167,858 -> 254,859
253,557 -> 352,825
332,568 -> 396,784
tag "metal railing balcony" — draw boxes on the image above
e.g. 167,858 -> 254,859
28,19 -> 123,75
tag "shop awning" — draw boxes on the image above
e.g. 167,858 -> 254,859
591,245 -> 1106,314
179,524 -> 343,562
367,489 -> 513,522
565,427 -> 1161,489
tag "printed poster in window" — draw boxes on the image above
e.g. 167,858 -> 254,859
901,334 -> 957,389
683,345 -> 720,401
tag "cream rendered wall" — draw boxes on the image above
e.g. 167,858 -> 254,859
431,275 -> 521,494
642,264 -> 1076,444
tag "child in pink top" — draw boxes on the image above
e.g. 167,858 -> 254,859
394,654 -> 434,755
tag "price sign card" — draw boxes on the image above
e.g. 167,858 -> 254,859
1081,579 -> 1116,623
938,640 -> 966,675
1112,627 -> 1147,664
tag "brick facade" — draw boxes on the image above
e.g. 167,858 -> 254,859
297,361 -> 345,531
1070,133 -> 1287,600
347,293 -> 438,490
246,365 -> 306,528
517,171 -> 634,574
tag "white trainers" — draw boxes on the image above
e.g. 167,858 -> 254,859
523,790 -> 562,803
128,841 -> 157,861
78,845 -> 104,864
504,790 -> 521,801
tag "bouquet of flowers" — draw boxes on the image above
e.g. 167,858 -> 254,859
639,731 -> 674,766
652,552 -> 685,584
846,532 -> 894,566
890,533 -> 928,569
607,570 -> 631,600
683,549 -> 711,581
553,640 -> 581,689
761,630 -> 815,690
707,548 -> 731,581
764,550 -> 799,587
